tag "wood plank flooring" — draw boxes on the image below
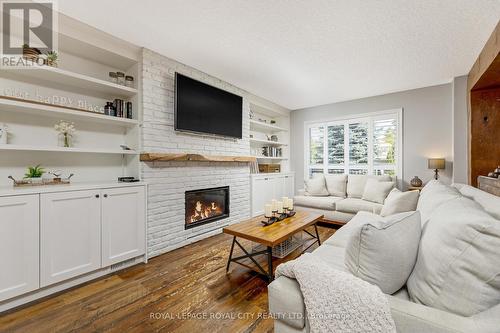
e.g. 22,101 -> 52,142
0,225 -> 335,333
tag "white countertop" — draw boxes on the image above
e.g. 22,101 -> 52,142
0,181 -> 147,197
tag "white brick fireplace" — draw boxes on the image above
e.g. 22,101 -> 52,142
141,49 -> 251,257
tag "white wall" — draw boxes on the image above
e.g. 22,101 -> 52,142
291,83 -> 461,192
452,75 -> 469,184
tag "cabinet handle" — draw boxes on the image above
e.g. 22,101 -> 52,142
104,194 -> 108,198
264,178 -> 269,180
95,194 -> 100,198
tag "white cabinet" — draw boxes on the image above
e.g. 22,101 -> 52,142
0,195 -> 39,302
102,186 -> 145,266
40,190 -> 101,287
251,177 -> 275,216
251,173 -> 294,216
283,174 -> 294,197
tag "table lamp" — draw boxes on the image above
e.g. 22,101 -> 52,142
428,158 -> 445,180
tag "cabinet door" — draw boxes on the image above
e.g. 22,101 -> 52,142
40,190 -> 101,287
101,186 -> 145,266
252,177 -> 274,216
283,174 -> 295,197
0,195 -> 39,302
273,175 -> 285,199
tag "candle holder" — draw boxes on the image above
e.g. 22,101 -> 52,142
286,208 -> 296,218
277,210 -> 287,221
261,215 -> 277,226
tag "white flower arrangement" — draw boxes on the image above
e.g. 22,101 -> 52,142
54,120 -> 76,147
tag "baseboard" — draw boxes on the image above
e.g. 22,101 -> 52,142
0,255 -> 146,313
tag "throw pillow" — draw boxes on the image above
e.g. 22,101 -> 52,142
347,175 -> 392,198
361,179 -> 394,204
380,188 -> 419,217
305,174 -> 329,196
345,211 -> 422,294
416,180 -> 461,226
407,197 -> 500,316
324,174 -> 347,197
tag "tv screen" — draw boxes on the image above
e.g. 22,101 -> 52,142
175,73 -> 243,138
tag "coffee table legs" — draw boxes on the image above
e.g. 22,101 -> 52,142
314,223 -> 321,245
267,246 -> 273,282
226,236 -> 274,281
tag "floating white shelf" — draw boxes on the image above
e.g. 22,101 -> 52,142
250,120 -> 288,132
1,66 -> 138,98
252,156 -> 289,160
0,144 -> 138,155
0,98 -> 139,128
249,138 -> 288,146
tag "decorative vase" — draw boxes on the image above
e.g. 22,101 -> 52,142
59,133 -> 72,148
494,166 -> 500,177
410,176 -> 423,187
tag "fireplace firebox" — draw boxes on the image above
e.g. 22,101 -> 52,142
185,186 -> 229,229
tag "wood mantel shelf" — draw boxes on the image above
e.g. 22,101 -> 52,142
140,153 -> 257,163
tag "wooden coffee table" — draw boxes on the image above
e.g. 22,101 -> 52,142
223,210 -> 324,281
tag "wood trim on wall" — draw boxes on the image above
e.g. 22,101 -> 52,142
467,21 -> 500,185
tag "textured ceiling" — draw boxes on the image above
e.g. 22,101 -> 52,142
58,0 -> 500,110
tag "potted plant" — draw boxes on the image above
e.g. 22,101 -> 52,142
46,51 -> 58,67
24,165 -> 45,184
22,44 -> 41,62
54,120 -> 76,147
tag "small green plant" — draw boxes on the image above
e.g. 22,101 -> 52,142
24,165 -> 45,179
46,51 -> 58,66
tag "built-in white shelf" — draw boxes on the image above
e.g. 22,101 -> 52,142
1,66 -> 138,98
250,120 -> 288,132
0,98 -> 139,128
252,156 -> 289,160
0,144 -> 138,155
249,138 -> 288,146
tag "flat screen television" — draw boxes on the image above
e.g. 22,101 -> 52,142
175,72 -> 243,139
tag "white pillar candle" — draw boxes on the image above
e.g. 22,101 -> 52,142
288,198 -> 294,210
282,197 -> 289,208
271,199 -> 277,211
264,204 -> 272,218
277,201 -> 283,214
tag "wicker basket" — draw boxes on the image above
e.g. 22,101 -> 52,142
253,233 -> 304,258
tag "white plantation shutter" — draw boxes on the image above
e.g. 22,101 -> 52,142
306,111 -> 401,181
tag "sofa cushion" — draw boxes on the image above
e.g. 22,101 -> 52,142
324,174 -> 347,197
380,188 -> 420,217
407,197 -> 500,316
347,174 -> 392,198
362,179 -> 394,204
416,180 -> 461,226
293,195 -> 342,210
311,243 -> 347,272
304,174 -> 329,196
324,211 -> 375,248
455,184 -> 500,220
336,198 -> 383,214
345,211 -> 421,294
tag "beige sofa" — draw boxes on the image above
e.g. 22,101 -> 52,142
294,174 -> 395,223
269,182 -> 500,333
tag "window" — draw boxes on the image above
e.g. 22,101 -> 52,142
305,110 -> 401,180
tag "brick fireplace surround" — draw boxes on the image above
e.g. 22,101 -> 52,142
141,49 -> 252,258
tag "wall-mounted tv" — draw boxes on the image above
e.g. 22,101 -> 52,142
174,72 -> 243,139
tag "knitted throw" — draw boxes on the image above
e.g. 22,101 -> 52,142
276,253 -> 396,333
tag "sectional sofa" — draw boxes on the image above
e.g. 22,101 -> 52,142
294,174 -> 397,224
269,181 -> 500,333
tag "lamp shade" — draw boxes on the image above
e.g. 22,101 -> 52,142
428,158 -> 445,170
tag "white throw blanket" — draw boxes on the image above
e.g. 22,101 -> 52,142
276,254 -> 396,333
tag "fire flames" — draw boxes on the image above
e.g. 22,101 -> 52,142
188,200 -> 223,223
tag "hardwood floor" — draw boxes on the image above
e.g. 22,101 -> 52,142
0,225 -> 336,333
